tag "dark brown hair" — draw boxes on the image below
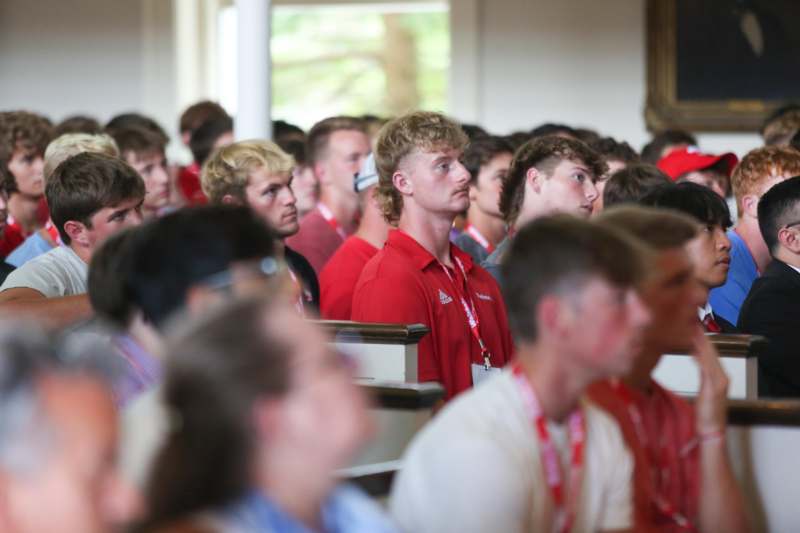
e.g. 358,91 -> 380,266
0,111 -> 54,193
46,152 -> 145,244
461,135 -> 514,185
499,135 -> 606,224
602,163 -> 672,209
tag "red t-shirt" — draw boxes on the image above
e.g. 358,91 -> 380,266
178,162 -> 208,205
588,379 -> 699,533
352,229 -> 513,399
0,223 -> 24,258
319,236 -> 379,320
286,207 -> 346,276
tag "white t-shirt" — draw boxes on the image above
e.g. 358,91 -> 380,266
389,369 -> 633,533
0,245 -> 87,297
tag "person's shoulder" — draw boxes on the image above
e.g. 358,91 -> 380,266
411,371 -> 524,449
327,484 -> 398,532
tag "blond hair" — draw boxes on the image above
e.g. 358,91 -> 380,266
43,133 -> 118,184
731,146 -> 800,213
201,139 -> 294,203
374,111 -> 468,223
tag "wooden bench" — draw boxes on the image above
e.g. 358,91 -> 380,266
653,334 -> 766,399
313,320 -> 429,382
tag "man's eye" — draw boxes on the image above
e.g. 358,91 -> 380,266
23,156 -> 35,165
438,163 -> 451,172
572,172 -> 586,182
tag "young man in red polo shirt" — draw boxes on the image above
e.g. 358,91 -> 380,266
320,154 -> 390,320
589,206 -> 750,533
286,117 -> 371,275
351,111 -> 513,399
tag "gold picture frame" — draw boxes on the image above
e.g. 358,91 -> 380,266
645,0 -> 795,132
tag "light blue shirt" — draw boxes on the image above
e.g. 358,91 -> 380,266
217,484 -> 398,533
6,231 -> 54,267
709,230 -> 758,326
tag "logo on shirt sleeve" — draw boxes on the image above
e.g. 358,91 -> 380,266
438,289 -> 453,305
475,292 -> 493,302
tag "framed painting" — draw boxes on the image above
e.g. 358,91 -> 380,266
646,0 -> 800,132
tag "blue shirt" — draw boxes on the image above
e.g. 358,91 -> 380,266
218,484 -> 398,533
709,230 -> 758,326
6,231 -> 54,267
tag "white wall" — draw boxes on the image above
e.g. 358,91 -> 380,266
450,0 -> 762,157
0,0 -> 177,142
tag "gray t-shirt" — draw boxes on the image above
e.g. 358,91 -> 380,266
0,245 -> 88,297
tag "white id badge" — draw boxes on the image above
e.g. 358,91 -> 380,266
471,363 -> 501,386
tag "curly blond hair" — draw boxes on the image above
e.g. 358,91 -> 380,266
374,111 -> 468,223
201,140 -> 294,204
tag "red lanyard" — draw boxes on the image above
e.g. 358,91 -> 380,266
512,363 -> 585,533
317,202 -> 347,240
610,380 -> 695,531
464,223 -> 495,253
437,255 -> 493,369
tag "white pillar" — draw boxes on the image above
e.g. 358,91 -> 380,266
235,0 -> 271,140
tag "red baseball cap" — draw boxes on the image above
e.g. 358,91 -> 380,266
656,146 -> 738,180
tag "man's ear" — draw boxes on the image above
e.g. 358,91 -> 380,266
222,194 -> 243,206
536,294 -> 572,340
741,194 -> 759,218
526,167 -> 542,194
314,161 -> 328,185
63,220 -> 88,247
778,227 -> 800,254
393,169 -> 413,196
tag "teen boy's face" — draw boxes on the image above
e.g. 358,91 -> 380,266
245,167 -> 299,239
470,152 -> 511,218
539,159 -> 599,218
684,223 -> 731,289
126,151 -> 170,214
401,147 -> 471,217
86,197 -> 144,249
8,148 -> 45,197
680,170 -> 729,198
640,247 -> 707,353
572,277 -> 651,377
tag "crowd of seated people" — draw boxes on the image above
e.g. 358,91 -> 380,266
1,100 -> 800,532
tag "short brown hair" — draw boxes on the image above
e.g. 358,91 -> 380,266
762,110 -> 800,146
179,101 -> 229,135
47,152 -> 145,245
0,111 -> 54,193
731,146 -> 800,213
306,116 -> 366,166
499,136 -> 607,224
375,111 -> 469,224
461,135 -> 514,185
596,205 -> 698,252
110,126 -> 166,162
501,214 -> 646,342
201,140 -> 294,204
602,164 -> 671,209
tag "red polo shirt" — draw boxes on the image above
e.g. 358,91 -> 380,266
320,236 -> 379,320
352,229 -> 513,399
588,379 -> 699,532
286,206 -> 346,276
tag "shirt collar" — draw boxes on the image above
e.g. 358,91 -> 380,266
386,229 -> 474,272
698,302 -> 713,321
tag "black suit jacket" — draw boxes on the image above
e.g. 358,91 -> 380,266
738,260 -> 800,397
